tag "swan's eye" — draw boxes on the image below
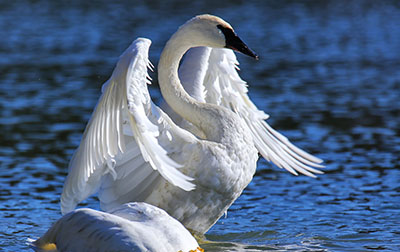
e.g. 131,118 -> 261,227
216,25 -> 235,40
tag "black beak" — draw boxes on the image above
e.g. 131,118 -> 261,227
217,25 -> 258,60
226,35 -> 259,60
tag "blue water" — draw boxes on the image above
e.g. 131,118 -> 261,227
1,0 -> 400,251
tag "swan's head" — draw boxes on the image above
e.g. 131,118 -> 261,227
180,14 -> 258,59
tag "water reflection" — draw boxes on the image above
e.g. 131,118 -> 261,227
1,0 -> 400,251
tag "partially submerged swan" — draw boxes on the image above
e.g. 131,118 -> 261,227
61,14 -> 323,234
29,203 -> 202,252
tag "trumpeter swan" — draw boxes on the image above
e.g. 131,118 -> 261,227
61,14 -> 323,234
29,203 -> 202,252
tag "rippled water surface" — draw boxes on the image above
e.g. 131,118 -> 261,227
1,1 -> 400,251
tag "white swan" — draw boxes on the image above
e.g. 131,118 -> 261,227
60,14 -> 323,235
29,202 -> 202,252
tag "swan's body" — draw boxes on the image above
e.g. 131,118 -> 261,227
29,203 -> 201,252
61,15 -> 323,234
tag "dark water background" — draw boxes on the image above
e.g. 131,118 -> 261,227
1,0 -> 400,251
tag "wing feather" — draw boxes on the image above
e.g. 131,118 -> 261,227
61,38 -> 195,215
178,47 -> 323,177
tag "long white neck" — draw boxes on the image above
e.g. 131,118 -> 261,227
158,28 -> 225,141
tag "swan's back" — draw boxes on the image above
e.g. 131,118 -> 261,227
30,203 -> 201,252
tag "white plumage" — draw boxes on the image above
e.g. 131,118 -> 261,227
60,14 -> 323,235
175,46 -> 324,176
29,202 -> 202,252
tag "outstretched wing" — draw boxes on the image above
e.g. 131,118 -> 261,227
178,47 -> 324,177
61,38 -> 195,214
